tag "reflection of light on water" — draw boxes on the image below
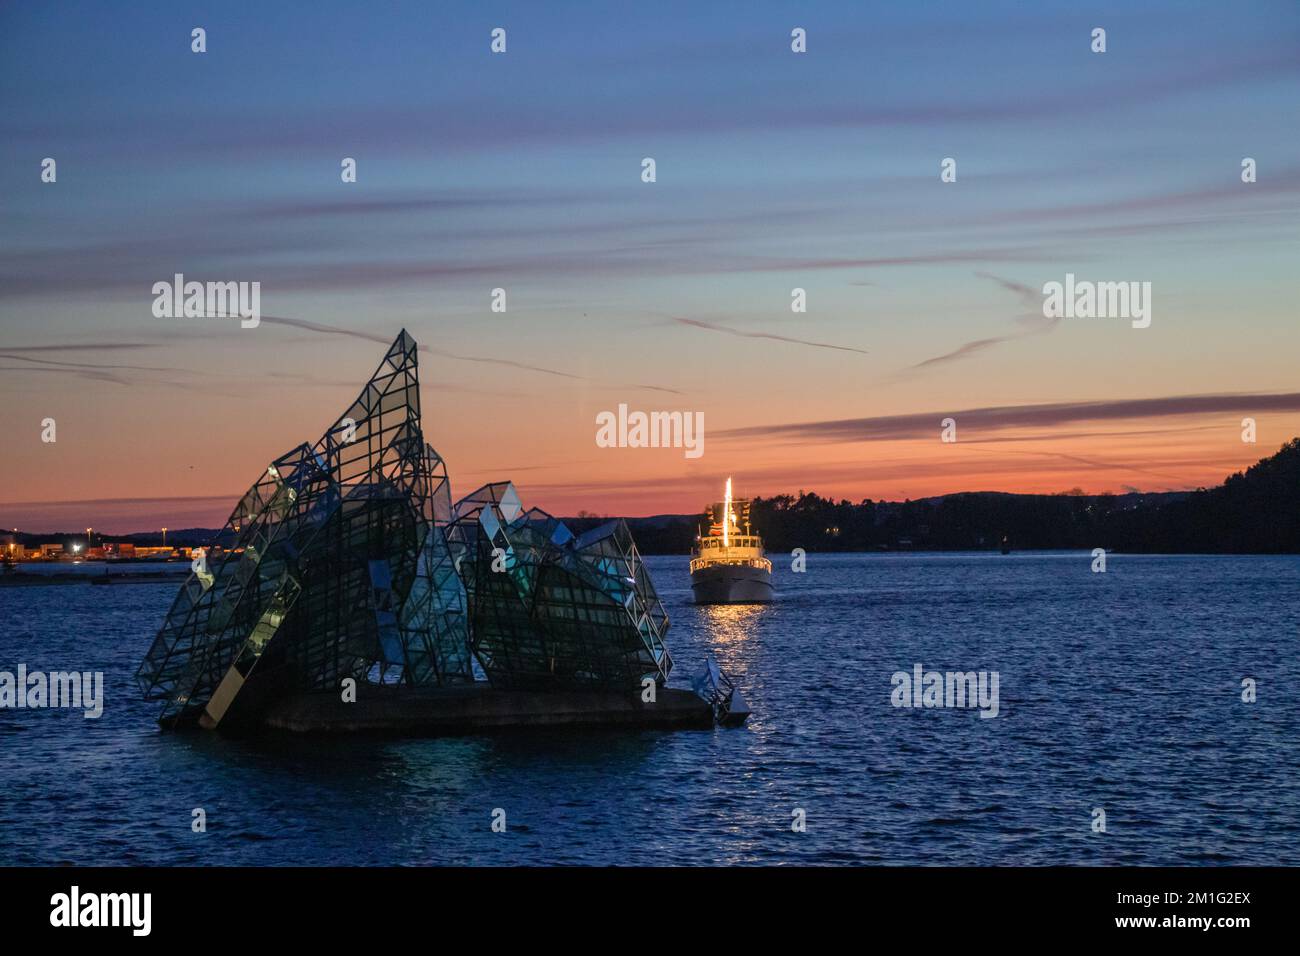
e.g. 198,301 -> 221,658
699,603 -> 769,675
701,602 -> 764,639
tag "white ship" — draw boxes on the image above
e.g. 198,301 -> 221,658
690,477 -> 773,604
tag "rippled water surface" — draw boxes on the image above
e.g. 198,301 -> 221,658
2,552 -> 1297,865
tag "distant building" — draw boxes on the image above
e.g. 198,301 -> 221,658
133,546 -> 175,559
39,543 -> 63,557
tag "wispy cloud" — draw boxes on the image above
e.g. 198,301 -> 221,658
0,352 -> 188,375
12,46 -> 1294,156
957,442 -> 1188,483
910,336 -> 1012,369
670,316 -> 868,355
903,272 -> 1059,371
966,166 -> 1300,229
245,190 -> 588,220
0,336 -> 525,398
973,271 -> 1039,307
254,315 -> 684,395
0,342 -> 160,353
0,239 -> 1056,300
0,364 -> 130,386
719,392 -> 1300,443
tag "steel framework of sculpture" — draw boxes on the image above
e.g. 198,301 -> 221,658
446,483 -> 672,690
136,330 -> 671,728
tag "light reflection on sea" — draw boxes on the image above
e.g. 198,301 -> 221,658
1,552 -> 1297,865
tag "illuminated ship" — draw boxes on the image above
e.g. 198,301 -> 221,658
689,478 -> 773,605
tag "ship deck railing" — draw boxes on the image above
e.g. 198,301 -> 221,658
690,556 -> 773,573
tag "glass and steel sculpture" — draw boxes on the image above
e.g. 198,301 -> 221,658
136,330 -> 671,729
445,485 -> 672,690
136,331 -> 471,727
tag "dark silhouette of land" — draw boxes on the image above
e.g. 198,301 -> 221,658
584,438 -> 1300,555
6,440 -> 1297,557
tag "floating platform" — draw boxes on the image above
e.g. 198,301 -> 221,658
258,683 -> 735,736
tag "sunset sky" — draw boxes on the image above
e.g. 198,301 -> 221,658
2,0 -> 1298,533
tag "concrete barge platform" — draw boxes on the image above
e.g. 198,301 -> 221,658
259,683 -> 723,735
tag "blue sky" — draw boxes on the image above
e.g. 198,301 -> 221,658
2,0 -> 1298,530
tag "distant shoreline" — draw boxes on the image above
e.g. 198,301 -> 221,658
2,550 -> 1293,588
0,568 -> 189,587
5,439 -> 1297,558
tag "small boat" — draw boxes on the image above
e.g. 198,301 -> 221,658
690,477 -> 773,604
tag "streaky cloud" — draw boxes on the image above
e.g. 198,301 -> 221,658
911,336 -> 1010,369
0,352 -> 190,374
0,364 -> 131,386
256,315 -> 682,394
671,317 -> 868,355
0,342 -> 160,353
247,190 -> 590,220
974,271 -> 1040,306
718,392 -> 1300,442
905,272 -> 1060,371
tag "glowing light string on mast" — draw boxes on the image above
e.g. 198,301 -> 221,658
723,476 -> 732,548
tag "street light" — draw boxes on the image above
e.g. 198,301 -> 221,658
162,527 -> 168,548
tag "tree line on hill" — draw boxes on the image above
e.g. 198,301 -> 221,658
606,438 -> 1300,555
